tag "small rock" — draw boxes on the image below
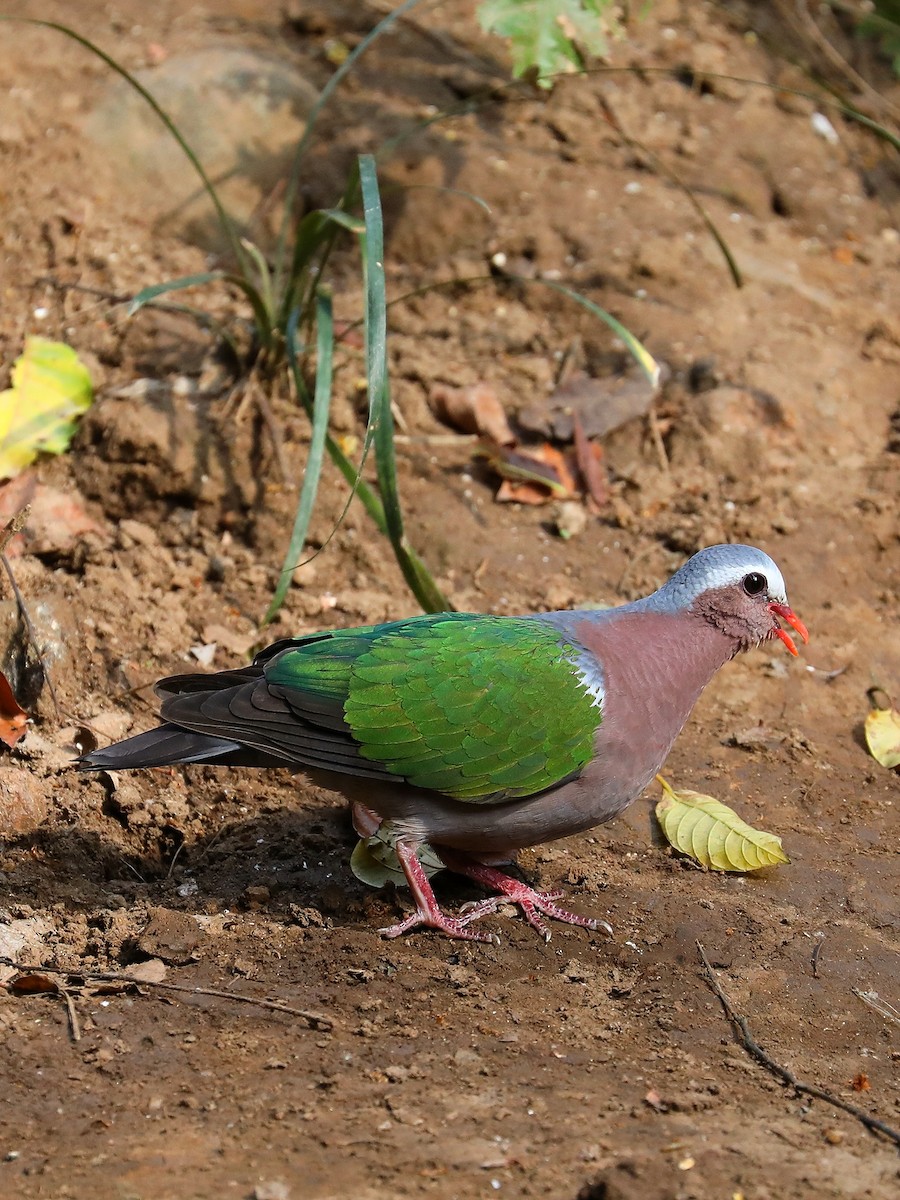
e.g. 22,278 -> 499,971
0,768 -> 50,836
555,501 -> 587,540
136,907 -> 203,965
252,1182 -> 291,1200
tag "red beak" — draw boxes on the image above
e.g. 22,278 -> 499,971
768,601 -> 809,657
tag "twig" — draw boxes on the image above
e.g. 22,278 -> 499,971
60,988 -> 82,1042
2,958 -> 333,1031
646,407 -> 670,474
696,942 -> 900,1147
853,988 -> 900,1028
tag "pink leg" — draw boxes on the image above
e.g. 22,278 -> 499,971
438,850 -> 613,943
379,840 -> 499,944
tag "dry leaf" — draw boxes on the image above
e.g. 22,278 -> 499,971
482,442 -> 578,504
0,671 -> 28,748
8,972 -> 59,995
0,338 -> 93,480
864,702 -> 900,770
431,383 -> 515,445
517,368 -> 659,441
572,413 -> 609,507
655,776 -> 789,872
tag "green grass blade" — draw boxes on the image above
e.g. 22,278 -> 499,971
359,155 -> 399,543
263,294 -> 335,627
524,277 -> 661,386
318,209 -> 366,235
272,0 -> 425,294
240,240 -> 276,325
358,154 -> 450,613
130,271 -> 274,356
128,273 -> 227,315
2,17 -> 248,272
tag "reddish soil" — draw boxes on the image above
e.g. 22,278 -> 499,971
1,3 -> 898,1198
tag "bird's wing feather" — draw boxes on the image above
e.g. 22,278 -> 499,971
266,614 -> 602,803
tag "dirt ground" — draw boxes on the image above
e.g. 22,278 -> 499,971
1,2 -> 898,1197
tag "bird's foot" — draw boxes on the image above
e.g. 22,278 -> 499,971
379,907 -> 499,944
442,853 -> 613,943
380,838 -> 500,944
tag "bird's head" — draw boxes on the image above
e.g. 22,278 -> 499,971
652,544 -> 809,656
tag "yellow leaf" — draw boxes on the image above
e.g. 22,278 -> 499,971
350,821 -> 445,890
865,705 -> 900,770
655,775 -> 789,872
0,337 -> 93,480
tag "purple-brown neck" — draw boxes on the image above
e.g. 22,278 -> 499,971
571,607 -> 739,816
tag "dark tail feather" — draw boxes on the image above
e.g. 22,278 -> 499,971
79,725 -> 248,771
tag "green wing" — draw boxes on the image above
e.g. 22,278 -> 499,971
266,614 -> 601,803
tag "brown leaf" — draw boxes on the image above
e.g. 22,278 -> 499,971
8,972 -> 59,995
431,383 -> 515,445
483,442 -> 579,504
517,368 -> 660,441
572,413 -> 609,507
0,671 -> 28,748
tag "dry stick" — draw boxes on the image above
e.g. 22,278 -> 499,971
696,942 -> 900,1147
60,988 -> 82,1042
2,958 -> 333,1031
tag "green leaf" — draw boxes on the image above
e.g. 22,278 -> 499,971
263,294 -> 335,626
350,823 -> 445,889
655,775 -> 790,872
127,273 -> 227,315
0,338 -> 93,479
478,0 -> 621,87
527,277 -> 661,386
358,155 -> 451,613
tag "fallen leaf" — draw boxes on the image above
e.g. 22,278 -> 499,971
431,382 -> 515,445
351,823 -> 444,890
517,368 -> 660,441
8,973 -> 59,995
481,442 -> 579,504
572,414 -> 609,507
865,702 -> 900,769
655,776 -> 789,872
0,338 -> 93,480
0,671 -> 28,748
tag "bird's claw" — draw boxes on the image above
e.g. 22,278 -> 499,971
379,908 -> 500,945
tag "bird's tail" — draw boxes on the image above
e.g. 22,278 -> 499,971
79,725 -> 250,771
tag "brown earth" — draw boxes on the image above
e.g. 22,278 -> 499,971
1,2 -> 899,1198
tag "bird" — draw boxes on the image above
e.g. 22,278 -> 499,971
80,544 -> 808,943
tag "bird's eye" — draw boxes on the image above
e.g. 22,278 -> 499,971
742,572 -> 767,596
